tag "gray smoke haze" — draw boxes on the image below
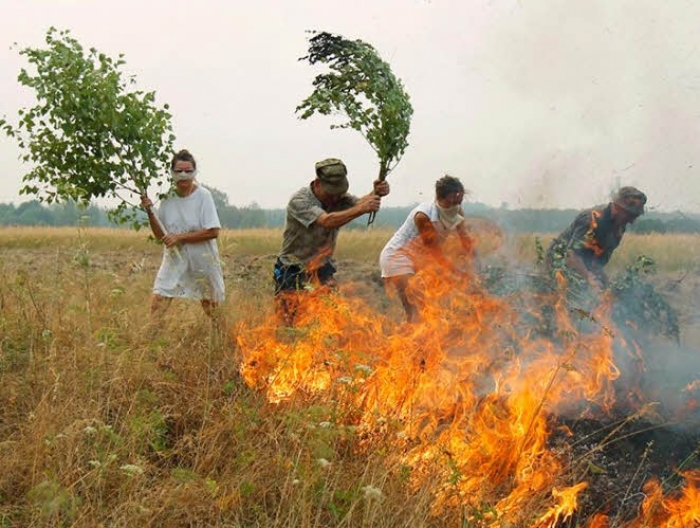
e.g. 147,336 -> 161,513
638,343 -> 700,429
475,225 -> 700,425
2,0 -> 700,211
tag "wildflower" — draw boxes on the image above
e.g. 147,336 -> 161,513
318,421 -> 332,429
83,425 -> 97,436
292,479 -> 301,486
317,458 -> 331,469
362,485 -> 383,500
120,464 -> 144,476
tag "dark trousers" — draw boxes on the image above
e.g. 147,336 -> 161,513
273,258 -> 336,325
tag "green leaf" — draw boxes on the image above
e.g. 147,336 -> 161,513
587,460 -> 607,474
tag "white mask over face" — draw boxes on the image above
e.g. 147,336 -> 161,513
436,203 -> 464,230
171,169 -> 197,182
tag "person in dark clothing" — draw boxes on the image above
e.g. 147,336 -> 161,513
546,186 -> 647,289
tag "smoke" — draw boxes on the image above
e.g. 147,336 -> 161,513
471,219 -> 700,429
637,342 -> 700,428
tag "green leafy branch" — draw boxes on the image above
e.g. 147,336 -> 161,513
610,255 -> 680,344
0,27 -> 175,228
296,31 -> 413,184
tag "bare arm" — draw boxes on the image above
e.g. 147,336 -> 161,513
565,250 -> 606,287
456,221 -> 480,272
141,196 -> 165,239
140,196 -> 219,248
145,209 -> 165,240
315,193 -> 382,229
456,222 -> 476,256
163,228 -> 219,248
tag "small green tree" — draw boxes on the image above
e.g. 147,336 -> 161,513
0,27 -> 175,227
296,31 -> 413,224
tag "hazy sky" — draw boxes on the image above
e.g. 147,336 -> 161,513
2,0 -> 700,212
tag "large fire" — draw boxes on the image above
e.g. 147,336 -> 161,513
237,236 -> 700,526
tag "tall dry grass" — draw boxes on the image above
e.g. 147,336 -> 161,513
0,227 -> 438,527
0,226 -> 698,526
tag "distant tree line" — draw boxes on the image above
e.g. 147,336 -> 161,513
2,186 -> 700,234
0,200 -> 111,227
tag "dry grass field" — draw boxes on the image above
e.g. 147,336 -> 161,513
1,226 -> 699,527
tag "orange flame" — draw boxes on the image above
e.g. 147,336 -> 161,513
535,482 -> 588,527
587,513 -> 611,528
601,471 -> 700,527
238,243 -> 696,525
583,209 -> 607,257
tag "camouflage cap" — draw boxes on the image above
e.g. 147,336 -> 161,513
613,186 -> 647,216
315,158 -> 349,196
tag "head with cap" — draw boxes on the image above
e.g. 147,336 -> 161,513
611,186 -> 647,225
313,158 -> 349,205
170,149 -> 198,196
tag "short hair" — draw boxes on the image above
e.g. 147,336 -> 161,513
170,149 -> 197,170
435,175 -> 464,199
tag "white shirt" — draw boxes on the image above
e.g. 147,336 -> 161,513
379,201 -> 463,278
153,186 -> 225,302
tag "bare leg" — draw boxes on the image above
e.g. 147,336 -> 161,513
151,294 -> 173,318
200,299 -> 218,318
385,275 -> 420,323
141,294 -> 173,339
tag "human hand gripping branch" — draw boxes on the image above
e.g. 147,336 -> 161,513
365,178 -> 391,225
314,192 -> 382,230
140,195 -> 183,259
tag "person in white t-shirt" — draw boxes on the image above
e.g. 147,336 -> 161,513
380,175 -> 476,323
140,149 -> 225,317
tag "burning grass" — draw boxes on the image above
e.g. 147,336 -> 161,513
0,227 -> 699,527
238,233 -> 700,526
238,268 -> 619,525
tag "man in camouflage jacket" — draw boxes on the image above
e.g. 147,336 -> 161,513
274,158 -> 390,324
546,186 -> 647,289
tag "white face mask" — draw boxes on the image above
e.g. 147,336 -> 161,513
171,169 -> 197,182
436,203 -> 463,230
